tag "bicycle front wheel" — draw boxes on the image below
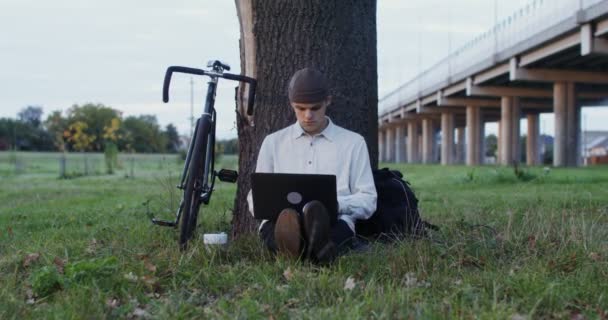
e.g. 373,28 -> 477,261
179,116 -> 211,249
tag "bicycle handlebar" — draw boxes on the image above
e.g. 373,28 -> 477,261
163,66 -> 257,116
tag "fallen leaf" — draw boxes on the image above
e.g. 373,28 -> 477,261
141,275 -> 158,289
282,267 -> 293,282
527,235 -> 536,250
53,257 -> 65,274
589,252 -> 601,262
458,257 -> 482,268
23,253 -> 40,268
25,288 -> 34,299
570,310 -> 584,320
511,314 -> 527,320
124,272 -> 138,282
404,272 -> 417,288
144,261 -> 157,273
344,276 -> 356,290
132,307 -> 150,318
86,238 -> 98,254
106,298 -> 120,309
284,298 -> 299,308
136,253 -> 149,261
275,284 -> 289,292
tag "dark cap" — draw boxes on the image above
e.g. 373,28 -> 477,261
288,68 -> 329,103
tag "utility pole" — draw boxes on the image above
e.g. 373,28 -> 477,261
493,0 -> 498,57
12,118 -> 17,151
190,77 -> 194,141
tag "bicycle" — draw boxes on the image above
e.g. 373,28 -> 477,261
150,60 -> 257,249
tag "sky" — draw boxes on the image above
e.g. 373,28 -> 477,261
1,0 -> 606,140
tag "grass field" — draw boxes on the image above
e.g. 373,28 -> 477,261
1,152 -> 607,319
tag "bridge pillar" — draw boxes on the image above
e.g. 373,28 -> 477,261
480,119 -> 486,164
418,134 -> 423,162
421,118 -> 435,164
553,82 -> 580,167
526,113 -> 540,166
395,124 -> 407,163
466,106 -> 483,165
500,96 -> 521,165
497,120 -> 501,162
441,112 -> 455,165
407,120 -> 420,163
378,129 -> 385,162
456,127 -> 466,164
385,126 -> 395,163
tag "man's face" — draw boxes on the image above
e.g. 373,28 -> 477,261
291,97 -> 331,135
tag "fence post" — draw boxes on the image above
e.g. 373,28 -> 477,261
15,157 -> 23,174
130,156 -> 135,178
83,152 -> 89,176
59,153 -> 66,178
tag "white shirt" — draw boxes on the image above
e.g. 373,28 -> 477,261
247,117 -> 377,232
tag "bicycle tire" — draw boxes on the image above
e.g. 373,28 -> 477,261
179,116 -> 212,249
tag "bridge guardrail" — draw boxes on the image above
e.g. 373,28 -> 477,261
380,0 -> 605,116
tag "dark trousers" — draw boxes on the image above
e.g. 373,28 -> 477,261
259,218 -> 354,255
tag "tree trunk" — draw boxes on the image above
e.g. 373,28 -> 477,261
232,0 -> 378,237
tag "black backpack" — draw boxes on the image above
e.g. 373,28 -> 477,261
355,168 -> 437,241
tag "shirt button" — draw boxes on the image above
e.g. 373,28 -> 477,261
308,161 -> 312,165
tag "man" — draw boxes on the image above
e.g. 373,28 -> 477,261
247,68 -> 377,263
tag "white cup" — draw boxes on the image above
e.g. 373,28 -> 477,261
203,232 -> 228,245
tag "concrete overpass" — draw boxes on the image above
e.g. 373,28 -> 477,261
378,0 -> 608,167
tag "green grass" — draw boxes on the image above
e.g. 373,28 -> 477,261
1,152 -> 607,319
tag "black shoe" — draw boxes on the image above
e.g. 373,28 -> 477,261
302,201 -> 337,264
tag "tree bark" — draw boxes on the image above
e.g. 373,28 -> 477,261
232,0 -> 378,237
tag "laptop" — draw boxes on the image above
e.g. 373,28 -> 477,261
251,173 -> 338,224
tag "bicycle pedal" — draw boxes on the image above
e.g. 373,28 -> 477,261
217,168 -> 238,183
152,218 -> 177,227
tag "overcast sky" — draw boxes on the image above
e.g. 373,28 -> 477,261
1,0 -> 606,139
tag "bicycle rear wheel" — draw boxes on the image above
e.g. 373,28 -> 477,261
179,116 -> 211,249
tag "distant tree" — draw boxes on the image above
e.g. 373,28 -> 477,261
64,121 -> 95,151
0,118 -> 17,150
485,134 -> 498,157
18,106 -> 44,128
0,116 -> 53,151
44,110 -> 68,151
163,124 -> 180,153
542,144 -> 554,165
217,138 -> 238,155
103,118 -> 121,173
66,103 -> 122,151
121,115 -> 166,153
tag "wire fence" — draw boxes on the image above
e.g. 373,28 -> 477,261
0,152 -> 206,179
0,152 -> 239,179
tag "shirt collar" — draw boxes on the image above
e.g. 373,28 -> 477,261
292,116 -> 335,142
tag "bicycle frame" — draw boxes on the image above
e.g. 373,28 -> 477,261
150,61 -> 256,229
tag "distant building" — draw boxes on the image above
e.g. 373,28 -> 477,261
583,131 -> 608,165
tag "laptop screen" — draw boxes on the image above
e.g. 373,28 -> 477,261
251,173 -> 338,223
